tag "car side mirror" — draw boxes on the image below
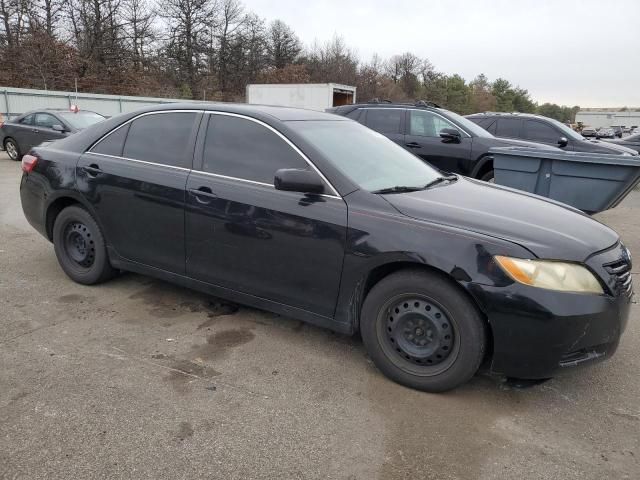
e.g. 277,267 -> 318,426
558,136 -> 568,147
439,128 -> 461,143
274,168 -> 325,194
51,124 -> 66,132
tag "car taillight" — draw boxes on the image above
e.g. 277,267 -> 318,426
22,154 -> 38,173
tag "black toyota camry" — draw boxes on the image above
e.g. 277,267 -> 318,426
19,104 -> 632,392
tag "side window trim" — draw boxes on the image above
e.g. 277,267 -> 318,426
87,110 -> 202,170
195,111 -> 341,198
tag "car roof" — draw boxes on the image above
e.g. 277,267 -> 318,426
47,102 -> 348,155
18,108 -> 102,117
134,102 -> 346,122
466,112 -> 550,120
335,100 -> 443,114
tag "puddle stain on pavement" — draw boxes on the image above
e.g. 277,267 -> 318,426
128,281 -> 239,320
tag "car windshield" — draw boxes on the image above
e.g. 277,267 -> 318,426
58,111 -> 105,130
441,109 -> 494,138
290,120 -> 442,192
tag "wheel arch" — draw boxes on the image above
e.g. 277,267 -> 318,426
45,192 -> 105,242
355,260 -> 493,361
470,154 -> 493,179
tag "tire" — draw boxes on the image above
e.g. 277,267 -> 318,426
360,270 -> 486,392
52,205 -> 116,285
4,138 -> 20,161
480,170 -> 495,183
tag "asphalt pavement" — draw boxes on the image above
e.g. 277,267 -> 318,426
1,151 -> 639,479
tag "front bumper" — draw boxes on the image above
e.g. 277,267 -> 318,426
467,243 -> 632,379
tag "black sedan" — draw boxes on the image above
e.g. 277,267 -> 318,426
19,104 -> 632,392
1,109 -> 105,161
604,133 -> 640,154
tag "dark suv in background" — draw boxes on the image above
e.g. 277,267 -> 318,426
328,101 -> 560,181
467,112 -> 638,156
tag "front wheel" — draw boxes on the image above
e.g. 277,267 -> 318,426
480,170 -> 495,183
360,270 -> 486,392
52,205 -> 116,285
4,138 -> 20,161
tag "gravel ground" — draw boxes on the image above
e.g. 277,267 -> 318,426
1,151 -> 639,480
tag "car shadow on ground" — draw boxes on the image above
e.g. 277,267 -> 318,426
106,271 -> 556,396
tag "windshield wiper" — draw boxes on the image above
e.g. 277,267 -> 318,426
423,174 -> 458,189
371,185 -> 426,194
372,175 -> 457,195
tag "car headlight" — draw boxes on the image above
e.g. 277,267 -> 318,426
494,256 -> 603,294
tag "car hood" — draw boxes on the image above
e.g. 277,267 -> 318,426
382,177 -> 618,261
582,139 -> 638,155
490,137 -> 562,151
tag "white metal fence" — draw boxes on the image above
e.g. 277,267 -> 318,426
0,86 -> 202,120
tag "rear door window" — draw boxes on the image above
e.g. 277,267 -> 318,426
201,114 -> 310,185
122,112 -> 198,168
19,114 -> 34,126
365,109 -> 403,134
495,118 -> 522,138
34,113 -> 60,129
524,120 -> 560,144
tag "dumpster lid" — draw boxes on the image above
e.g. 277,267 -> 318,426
489,146 -> 640,167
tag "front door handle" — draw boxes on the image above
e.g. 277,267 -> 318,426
189,186 -> 217,204
83,164 -> 102,177
405,142 -> 421,149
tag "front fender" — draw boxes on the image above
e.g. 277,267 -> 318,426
333,190 -> 532,330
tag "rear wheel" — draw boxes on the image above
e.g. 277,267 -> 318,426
4,138 -> 20,161
360,270 -> 486,392
52,205 -> 116,285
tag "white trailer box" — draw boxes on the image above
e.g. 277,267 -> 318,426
246,83 -> 356,111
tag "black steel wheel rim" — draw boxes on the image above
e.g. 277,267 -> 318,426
377,294 -> 460,376
63,221 -> 96,268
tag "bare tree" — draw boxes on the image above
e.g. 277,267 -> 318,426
215,0 -> 243,96
121,0 -> 155,69
160,0 -> 212,98
267,19 -> 299,69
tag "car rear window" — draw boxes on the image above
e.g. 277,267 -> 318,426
122,112 -> 198,168
58,111 -> 105,130
201,114 -> 308,185
365,109 -> 403,134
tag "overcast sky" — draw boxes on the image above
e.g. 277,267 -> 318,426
243,0 -> 640,108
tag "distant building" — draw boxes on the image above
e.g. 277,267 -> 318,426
575,109 -> 640,128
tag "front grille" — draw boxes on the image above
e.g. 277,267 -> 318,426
604,257 -> 633,298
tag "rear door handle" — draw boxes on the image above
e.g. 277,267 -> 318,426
83,164 -> 103,176
405,142 -> 421,149
189,186 -> 217,204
